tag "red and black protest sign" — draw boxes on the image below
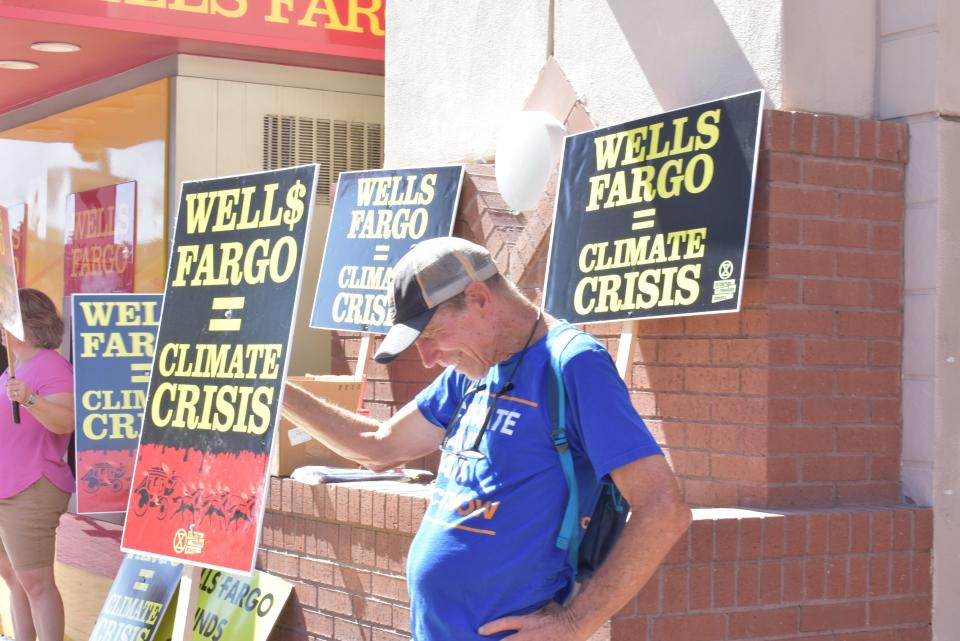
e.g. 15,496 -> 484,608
121,165 -> 318,574
65,181 -> 137,295
309,165 -> 463,333
544,91 -> 763,324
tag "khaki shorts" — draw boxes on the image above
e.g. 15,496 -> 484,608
0,477 -> 69,571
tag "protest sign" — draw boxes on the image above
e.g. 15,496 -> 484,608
121,165 -> 318,574
544,90 -> 763,324
7,202 -> 25,287
153,568 -> 292,641
309,165 -> 463,333
0,206 -> 23,340
65,181 -> 137,295
89,553 -> 183,641
73,293 -> 162,514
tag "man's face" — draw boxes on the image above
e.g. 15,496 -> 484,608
414,302 -> 492,379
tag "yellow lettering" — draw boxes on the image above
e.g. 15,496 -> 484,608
212,0 -> 245,18
297,0 -> 348,29
170,237 -> 299,287
168,0 -> 209,13
572,264 -> 704,315
149,383 -> 274,434
573,278 -> 596,316
265,0 -> 294,23
82,413 -> 138,440
695,108 -> 721,150
348,0 -> 384,35
344,208 -> 428,240
331,291 -> 389,326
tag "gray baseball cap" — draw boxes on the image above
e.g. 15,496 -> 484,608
374,237 -> 499,364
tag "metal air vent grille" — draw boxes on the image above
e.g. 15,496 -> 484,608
263,115 -> 384,204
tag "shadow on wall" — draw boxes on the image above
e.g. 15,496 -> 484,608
607,0 -> 769,109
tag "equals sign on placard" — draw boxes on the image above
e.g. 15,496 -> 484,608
133,568 -> 154,592
373,244 -> 390,262
631,208 -> 657,231
209,296 -> 245,332
129,363 -> 151,384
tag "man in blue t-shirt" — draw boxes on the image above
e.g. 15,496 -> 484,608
283,237 -> 690,641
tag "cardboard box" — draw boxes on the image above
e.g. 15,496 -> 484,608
271,375 -> 363,477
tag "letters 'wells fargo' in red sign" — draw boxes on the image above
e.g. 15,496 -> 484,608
64,182 -> 137,296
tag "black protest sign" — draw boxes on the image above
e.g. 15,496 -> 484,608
89,553 -> 183,641
121,165 -> 318,573
309,165 -> 463,333
545,91 -> 763,324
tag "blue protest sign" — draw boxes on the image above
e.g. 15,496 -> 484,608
73,293 -> 162,514
309,165 -> 463,333
89,553 -> 183,641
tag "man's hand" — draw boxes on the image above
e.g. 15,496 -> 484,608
480,456 -> 690,641
479,600 -> 583,641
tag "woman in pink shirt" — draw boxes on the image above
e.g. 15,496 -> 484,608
0,289 -> 75,641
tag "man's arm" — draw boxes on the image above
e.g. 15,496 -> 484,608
281,379 -> 444,471
479,454 -> 691,641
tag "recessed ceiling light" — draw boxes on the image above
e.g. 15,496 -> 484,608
0,60 -> 39,70
31,41 -> 81,53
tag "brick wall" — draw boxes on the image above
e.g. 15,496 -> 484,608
632,112 -> 907,508
261,479 -> 426,641
260,479 -> 932,641
330,110 -> 907,510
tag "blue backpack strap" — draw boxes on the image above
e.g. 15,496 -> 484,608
545,325 -> 582,568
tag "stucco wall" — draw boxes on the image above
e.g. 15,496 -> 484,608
934,117 -> 960,641
939,0 -> 960,115
782,0 -> 875,118
877,0 -> 938,508
384,1 -> 549,166
385,1 -> 880,166
555,0 -> 782,125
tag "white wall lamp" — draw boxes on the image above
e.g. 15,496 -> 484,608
494,110 -> 567,212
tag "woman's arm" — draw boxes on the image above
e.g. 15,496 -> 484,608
6,378 -> 75,434
25,392 -> 74,434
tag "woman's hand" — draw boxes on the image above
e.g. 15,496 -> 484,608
5,378 -> 31,405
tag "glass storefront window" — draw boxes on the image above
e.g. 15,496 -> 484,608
0,79 -> 169,307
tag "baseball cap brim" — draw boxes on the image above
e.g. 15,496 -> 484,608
373,307 -> 437,364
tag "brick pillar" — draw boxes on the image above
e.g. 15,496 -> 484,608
634,111 -> 907,508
